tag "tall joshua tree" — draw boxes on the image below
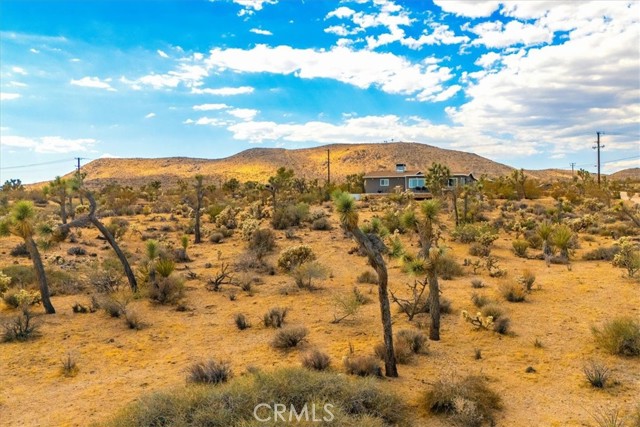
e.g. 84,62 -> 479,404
0,201 -> 55,313
402,199 -> 443,340
194,175 -> 204,244
333,191 -> 398,377
44,176 -> 70,224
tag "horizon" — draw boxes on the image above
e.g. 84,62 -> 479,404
1,0 -> 639,184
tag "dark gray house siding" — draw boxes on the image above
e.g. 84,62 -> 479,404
364,175 -> 423,193
363,166 -> 476,194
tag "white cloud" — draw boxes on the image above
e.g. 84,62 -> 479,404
326,7 -> 355,19
228,108 -> 258,120
401,23 -> 470,48
209,0 -> 277,15
250,28 -> 273,35
157,49 -> 169,58
204,44 -> 454,101
70,58 -> 81,62
604,159 -> 640,173
475,51 -> 502,68
145,113 -> 156,119
100,153 -> 121,159
191,86 -> 255,95
7,81 -> 27,88
11,66 -> 27,75
129,63 -> 209,90
465,19 -> 554,48
193,103 -> 230,111
1,135 -> 97,153
70,76 -> 116,91
29,48 -> 40,54
0,92 -> 21,100
433,0 -> 501,18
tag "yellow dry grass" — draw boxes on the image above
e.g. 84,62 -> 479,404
0,197 -> 638,427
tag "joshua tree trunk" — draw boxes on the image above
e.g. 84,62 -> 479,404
451,191 -> 459,227
426,270 -> 440,341
67,195 -> 74,220
194,175 -> 204,244
25,236 -> 55,314
59,199 -> 67,224
349,227 -> 398,377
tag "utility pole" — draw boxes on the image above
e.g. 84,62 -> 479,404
327,149 -> 330,186
592,132 -> 604,186
570,162 -> 576,176
74,157 -> 84,175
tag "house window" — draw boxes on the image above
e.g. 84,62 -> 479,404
448,177 -> 458,187
380,179 -> 389,187
408,178 -> 425,189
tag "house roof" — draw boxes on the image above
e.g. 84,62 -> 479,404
364,170 -> 423,178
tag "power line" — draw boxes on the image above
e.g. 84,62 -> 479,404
0,158 -> 77,170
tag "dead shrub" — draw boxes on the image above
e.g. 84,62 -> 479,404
396,329 -> 428,354
271,325 -> 308,349
343,355 -> 382,377
187,359 -> 232,385
263,307 -> 288,328
499,282 -> 527,303
374,339 -> 413,364
301,349 -> 331,371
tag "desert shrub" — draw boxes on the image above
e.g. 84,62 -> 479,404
469,242 -> 491,257
589,406 -> 626,427
72,302 -> 91,314
452,223 -> 496,244
271,203 -> 308,229
526,232 -> 543,250
277,245 -> 316,272
583,246 -> 620,261
437,254 -> 464,280
499,282 -> 527,303
291,261 -> 328,290
209,232 -> 224,243
396,329 -> 428,354
124,309 -> 145,330
343,355 -> 382,377
2,309 -> 40,342
105,367 -> 406,426
424,374 -> 502,427
61,352 -> 78,377
592,317 -> 640,357
1,265 -> 34,287
512,240 -> 529,258
552,224 -> 575,260
0,271 -> 10,295
272,325 -> 308,349
470,278 -> 485,289
66,246 -> 87,256
2,289 -> 41,308
106,217 -> 129,240
481,303 -> 504,320
612,237 -> 640,278
234,313 -> 250,330
215,206 -> 238,229
249,228 -> 276,260
357,269 -> 378,284
374,339 -> 413,364
155,257 -> 175,278
187,359 -> 232,384
583,360 -> 610,388
97,293 -> 129,317
518,270 -> 536,291
360,216 -> 390,237
148,276 -> 184,305
10,242 -> 30,257
263,307 -> 288,328
301,349 -> 331,371
331,290 -> 365,323
471,293 -> 491,308
492,317 -> 511,335
240,218 -> 260,240
311,217 -> 331,230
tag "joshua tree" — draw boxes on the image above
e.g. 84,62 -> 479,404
333,191 -> 398,377
0,201 -> 55,313
44,176 -> 70,224
552,224 -> 574,262
509,168 -> 528,200
402,200 -> 444,340
425,163 -> 451,198
194,175 -> 204,244
537,221 -> 554,259
59,190 -> 138,292
267,167 -> 294,211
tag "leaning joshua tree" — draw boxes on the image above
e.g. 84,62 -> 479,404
333,190 -> 397,377
59,190 -> 138,292
0,201 -> 56,313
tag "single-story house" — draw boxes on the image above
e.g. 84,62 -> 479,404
363,163 -> 476,194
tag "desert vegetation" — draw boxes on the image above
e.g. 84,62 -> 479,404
0,164 -> 638,426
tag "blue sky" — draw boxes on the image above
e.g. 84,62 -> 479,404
1,0 -> 638,184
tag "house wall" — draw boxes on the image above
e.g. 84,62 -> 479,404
364,176 -> 406,193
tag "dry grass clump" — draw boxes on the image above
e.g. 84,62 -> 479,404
186,359 -> 232,385
301,349 -> 331,371
374,339 -> 413,364
357,269 -> 378,284
263,307 -> 288,328
343,355 -> 382,377
272,325 -> 308,349
424,374 -> 502,427
583,360 -> 610,388
499,282 -> 527,303
396,329 -> 429,354
234,313 -> 250,330
592,317 -> 640,357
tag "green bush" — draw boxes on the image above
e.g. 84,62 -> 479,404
271,203 -> 309,230
592,317 -> 640,357
105,367 -> 407,426
277,245 -> 316,272
291,261 -> 328,290
512,240 -> 529,257
2,289 -> 41,308
582,246 -> 620,261
0,265 -> 34,287
437,254 -> 464,280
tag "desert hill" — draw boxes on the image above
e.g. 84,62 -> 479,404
610,167 -> 640,181
67,142 -> 516,188
59,142 -> 634,188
